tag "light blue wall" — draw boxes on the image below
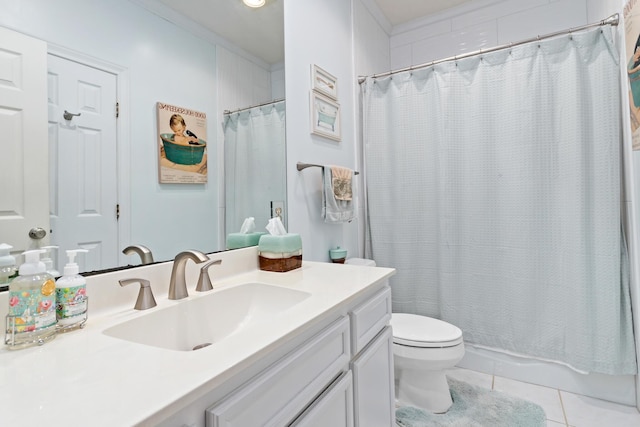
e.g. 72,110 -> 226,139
284,0 -> 360,262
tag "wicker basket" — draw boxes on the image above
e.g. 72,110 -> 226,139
258,254 -> 302,272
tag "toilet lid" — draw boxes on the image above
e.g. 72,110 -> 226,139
391,313 -> 463,348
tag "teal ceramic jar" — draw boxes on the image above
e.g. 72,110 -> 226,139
329,247 -> 347,264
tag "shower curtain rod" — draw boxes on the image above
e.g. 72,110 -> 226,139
357,13 -> 619,84
223,98 -> 285,115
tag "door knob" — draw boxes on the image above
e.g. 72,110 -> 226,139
29,227 -> 47,240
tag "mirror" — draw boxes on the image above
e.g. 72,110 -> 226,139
0,0 -> 285,276
224,99 -> 287,245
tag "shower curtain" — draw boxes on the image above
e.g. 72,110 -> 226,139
224,100 -> 286,234
362,27 -> 636,375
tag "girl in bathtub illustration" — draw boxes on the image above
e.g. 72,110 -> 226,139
169,114 -> 200,145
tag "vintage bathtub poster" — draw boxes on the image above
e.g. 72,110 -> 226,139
625,0 -> 640,150
157,102 -> 208,183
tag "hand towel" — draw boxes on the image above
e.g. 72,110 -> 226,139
322,165 -> 355,223
331,166 -> 353,201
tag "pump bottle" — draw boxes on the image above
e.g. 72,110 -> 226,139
41,245 -> 60,278
55,249 -> 88,330
6,249 -> 57,349
0,243 -> 16,287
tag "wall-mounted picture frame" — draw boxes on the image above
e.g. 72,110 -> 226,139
311,64 -> 338,100
157,102 -> 208,184
310,91 -> 341,142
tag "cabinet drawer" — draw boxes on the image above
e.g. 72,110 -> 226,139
350,286 -> 391,355
206,316 -> 350,427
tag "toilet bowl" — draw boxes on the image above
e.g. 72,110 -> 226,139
344,259 -> 465,413
391,313 -> 465,413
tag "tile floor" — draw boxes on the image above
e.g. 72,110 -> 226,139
446,367 -> 640,427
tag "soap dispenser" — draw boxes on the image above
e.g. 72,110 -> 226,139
0,243 -> 16,287
6,249 -> 57,349
55,249 -> 88,331
41,245 -> 60,278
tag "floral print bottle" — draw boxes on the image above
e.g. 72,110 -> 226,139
55,249 -> 88,330
6,249 -> 57,349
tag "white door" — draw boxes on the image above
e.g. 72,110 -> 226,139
47,55 -> 119,273
0,27 -> 49,254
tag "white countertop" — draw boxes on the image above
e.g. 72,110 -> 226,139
0,249 -> 394,426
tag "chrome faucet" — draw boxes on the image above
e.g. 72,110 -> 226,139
122,244 -> 154,265
168,250 -> 209,300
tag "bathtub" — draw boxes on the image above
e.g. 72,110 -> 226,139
457,343 -> 636,405
160,133 -> 206,165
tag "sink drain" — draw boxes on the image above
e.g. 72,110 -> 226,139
192,342 -> 212,351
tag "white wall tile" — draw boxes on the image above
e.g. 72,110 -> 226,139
390,0 -> 591,70
391,19 -> 452,49
497,0 -> 587,44
585,0 -> 620,22
390,44 -> 412,70
410,20 -> 498,65
452,0 -> 549,30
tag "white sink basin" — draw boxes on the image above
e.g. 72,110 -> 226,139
103,282 -> 311,351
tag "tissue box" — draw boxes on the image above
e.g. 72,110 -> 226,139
258,234 -> 302,272
226,232 -> 266,250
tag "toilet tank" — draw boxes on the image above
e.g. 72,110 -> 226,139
345,258 -> 376,267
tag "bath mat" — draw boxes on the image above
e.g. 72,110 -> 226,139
396,377 -> 546,427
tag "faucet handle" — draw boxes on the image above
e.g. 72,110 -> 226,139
119,278 -> 157,310
195,259 -> 222,292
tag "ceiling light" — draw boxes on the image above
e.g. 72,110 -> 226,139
243,0 -> 265,8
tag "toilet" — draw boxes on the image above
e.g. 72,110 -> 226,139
391,313 -> 464,413
346,258 -> 465,414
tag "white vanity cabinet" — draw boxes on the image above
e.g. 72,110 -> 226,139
160,282 -> 394,427
0,254 -> 398,427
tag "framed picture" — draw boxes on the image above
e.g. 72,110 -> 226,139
311,64 -> 338,100
310,91 -> 341,142
157,102 -> 208,184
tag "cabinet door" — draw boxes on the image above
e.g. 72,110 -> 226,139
351,326 -> 395,427
290,371 -> 353,427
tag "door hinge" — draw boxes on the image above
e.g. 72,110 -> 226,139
116,101 -> 119,118
116,204 -> 120,220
